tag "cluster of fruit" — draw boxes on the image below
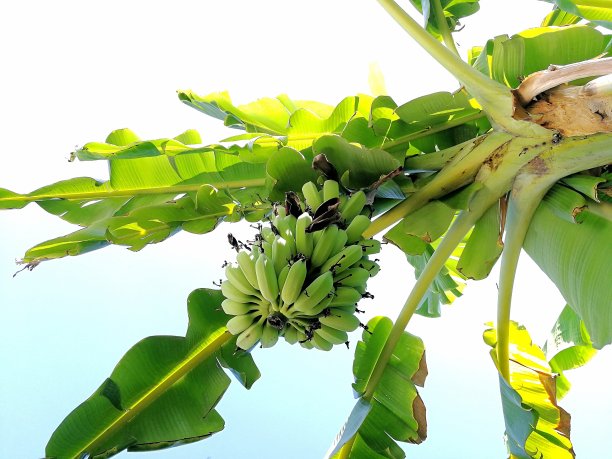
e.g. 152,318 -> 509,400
221,180 -> 381,350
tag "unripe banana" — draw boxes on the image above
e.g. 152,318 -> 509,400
319,308 -> 361,332
284,325 -> 299,345
356,258 -> 381,277
323,180 -> 340,202
261,241 -> 273,257
261,226 -> 276,244
315,324 -> 349,345
281,259 -> 308,306
330,229 -> 348,258
225,265 -> 260,297
294,292 -> 333,317
236,250 -> 259,290
295,213 -> 314,257
345,214 -> 372,243
311,332 -> 333,351
260,322 -> 280,348
221,280 -> 259,303
334,267 -> 370,292
277,265 -> 290,294
329,286 -> 363,307
340,190 -> 367,223
272,236 -> 292,274
221,299 -> 258,316
255,254 -> 279,307
310,224 -> 339,267
358,238 -> 382,255
319,244 -> 364,274
302,181 -> 323,212
227,312 -> 260,335
275,205 -> 287,219
237,317 -> 265,350
292,271 -> 334,313
277,215 -> 297,239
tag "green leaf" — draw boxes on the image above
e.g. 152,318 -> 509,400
544,305 -> 597,399
265,147 -> 319,199
408,0 -> 480,36
327,317 -> 427,458
313,135 -> 402,189
46,289 -> 252,458
540,0 -> 612,29
456,202 -> 503,280
474,25 -> 611,88
485,322 -> 574,459
541,7 -> 582,26
524,193 -> 612,348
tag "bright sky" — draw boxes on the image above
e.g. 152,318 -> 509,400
1,1 -> 611,458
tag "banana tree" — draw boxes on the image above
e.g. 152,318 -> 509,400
1,0 -> 611,458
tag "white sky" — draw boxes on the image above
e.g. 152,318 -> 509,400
1,1 -> 611,458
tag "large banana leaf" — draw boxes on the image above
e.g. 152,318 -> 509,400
540,0 -> 612,29
524,186 -> 612,348
473,25 -> 611,88
46,289 -> 259,458
408,0 -> 480,37
326,316 -> 427,458
484,322 -> 574,459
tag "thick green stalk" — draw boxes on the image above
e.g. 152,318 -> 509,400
364,131 -> 513,237
496,133 -> 612,380
431,0 -> 460,56
0,178 -> 266,207
375,0 -> 550,137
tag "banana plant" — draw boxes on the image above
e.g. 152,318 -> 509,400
1,0 -> 611,458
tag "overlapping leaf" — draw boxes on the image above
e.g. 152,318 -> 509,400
484,322 -> 574,459
46,289 -> 259,458
543,305 -> 597,399
540,0 -> 612,29
473,25 -> 611,88
326,316 -> 427,458
408,0 -> 480,37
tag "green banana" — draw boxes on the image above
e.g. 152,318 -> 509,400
277,265 -> 290,294
334,267 -> 370,293
277,214 -> 297,239
272,236 -> 293,274
295,213 -> 314,257
227,312 -> 261,335
310,224 -> 339,267
260,322 -> 280,348
302,181 -> 323,212
330,229 -> 348,258
323,179 -> 340,202
311,332 -> 334,351
319,244 -> 364,274
284,325 -> 299,345
315,324 -> 349,345
221,280 -> 259,303
358,238 -> 382,255
356,258 -> 381,277
319,308 -> 361,332
221,299 -> 258,316
255,254 -> 279,307
346,214 -> 372,243
281,259 -> 308,306
261,226 -> 276,244
236,250 -> 259,290
237,317 -> 265,350
225,265 -> 260,296
292,271 -> 334,313
340,190 -> 367,223
329,286 -> 363,307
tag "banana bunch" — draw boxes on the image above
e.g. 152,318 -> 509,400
221,180 -> 381,351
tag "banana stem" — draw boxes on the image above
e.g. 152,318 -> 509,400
364,132 -> 513,238
431,0 -> 460,57
496,132 -> 612,381
363,192 -> 498,401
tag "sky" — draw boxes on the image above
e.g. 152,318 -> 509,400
1,0 -> 611,458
